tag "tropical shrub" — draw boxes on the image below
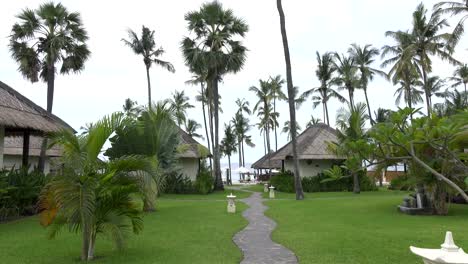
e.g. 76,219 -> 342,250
39,113 -> 160,261
0,167 -> 45,221
163,172 -> 195,194
388,175 -> 414,191
270,170 -> 376,193
194,170 -> 214,194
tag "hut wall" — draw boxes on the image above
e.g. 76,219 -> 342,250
0,126 -> 3,168
284,159 -> 334,177
3,155 -> 51,174
179,158 -> 199,181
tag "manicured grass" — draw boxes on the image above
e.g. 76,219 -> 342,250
0,196 -> 247,263
265,191 -> 468,264
160,189 -> 251,200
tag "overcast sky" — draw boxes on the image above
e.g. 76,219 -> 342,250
1,0 -> 467,165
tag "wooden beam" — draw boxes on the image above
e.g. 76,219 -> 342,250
22,130 -> 30,167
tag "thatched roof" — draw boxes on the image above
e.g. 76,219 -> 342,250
251,152 -> 282,169
271,123 -> 344,160
177,128 -> 210,159
0,81 -> 74,134
3,136 -> 62,157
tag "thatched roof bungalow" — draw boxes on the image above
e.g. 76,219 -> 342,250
270,123 -> 344,177
0,81 -> 74,170
251,151 -> 282,170
177,128 -> 210,180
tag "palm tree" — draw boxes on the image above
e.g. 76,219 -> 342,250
426,76 -> 447,107
301,52 -> 344,125
333,103 -> 369,194
269,75 -> 286,151
448,64 -> 468,105
39,113 -> 159,261
182,1 -> 248,190
393,71 -> 424,110
387,3 -> 458,116
9,2 -> 91,172
235,98 -> 253,167
276,0 -> 305,200
221,123 -> 237,185
250,79 -> 273,158
287,86 -> 306,109
170,90 -> 194,127
122,98 -> 142,118
434,89 -> 468,116
306,115 -> 322,127
348,44 -> 387,124
185,119 -> 203,140
282,121 -> 302,140
332,53 -> 360,111
122,25 -> 175,108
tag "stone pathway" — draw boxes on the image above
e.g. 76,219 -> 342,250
233,190 -> 298,264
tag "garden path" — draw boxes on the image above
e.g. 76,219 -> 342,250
231,188 -> 298,264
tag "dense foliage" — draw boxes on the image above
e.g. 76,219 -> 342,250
162,162 -> 214,195
270,171 -> 376,193
0,168 -> 45,221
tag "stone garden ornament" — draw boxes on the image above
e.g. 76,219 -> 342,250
410,232 -> 468,264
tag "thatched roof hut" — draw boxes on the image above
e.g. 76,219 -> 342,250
0,80 -> 73,168
177,128 -> 210,159
4,136 -> 62,157
271,123 -> 343,161
251,151 -> 282,170
0,81 -> 74,135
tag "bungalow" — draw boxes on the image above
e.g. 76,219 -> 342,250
0,80 -> 74,173
177,128 -> 210,181
269,123 -> 344,177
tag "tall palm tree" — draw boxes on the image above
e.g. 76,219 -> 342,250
170,90 -> 194,127
39,113 -> 159,261
9,2 -> 91,172
122,98 -> 142,118
301,52 -> 344,125
182,1 -> 248,190
426,76 -> 447,107
235,98 -> 253,167
434,89 -> 468,116
250,79 -> 273,158
348,44 -> 387,124
185,119 -> 203,140
276,0 -> 305,200
332,53 -> 360,111
282,120 -> 302,140
387,3 -> 458,116
269,75 -> 286,151
448,63 -> 468,105
221,123 -> 237,185
122,25 -> 175,108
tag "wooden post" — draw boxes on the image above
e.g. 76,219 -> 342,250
22,130 -> 30,167
0,126 -> 4,169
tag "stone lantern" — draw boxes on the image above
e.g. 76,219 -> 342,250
227,193 -> 237,213
410,231 -> 468,264
269,186 -> 275,199
264,183 -> 269,193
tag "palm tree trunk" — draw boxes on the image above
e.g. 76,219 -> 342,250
146,66 -> 152,109
421,66 -> 431,116
38,63 -> 56,173
266,124 -> 272,179
348,88 -> 355,111
324,101 -> 330,126
88,232 -> 96,260
277,0 -> 304,200
200,83 -> 212,171
212,76 -> 223,190
228,155 -> 232,185
274,97 -> 278,151
353,171 -> 360,194
207,83 -> 215,174
238,136 -> 242,169
241,139 -> 245,167
263,132 -> 266,155
464,82 -> 467,105
363,87 -> 374,125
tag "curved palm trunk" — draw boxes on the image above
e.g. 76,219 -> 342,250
200,83 -> 212,171
212,76 -> 223,190
277,0 -> 304,200
420,62 -> 432,117
266,124 -> 272,179
38,63 -> 55,173
207,83 -> 215,175
241,139 -> 246,167
227,155 -> 232,185
273,97 -> 278,151
363,87 -> 374,125
348,87 -> 355,111
324,101 -> 330,126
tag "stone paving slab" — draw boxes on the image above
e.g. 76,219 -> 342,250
233,191 -> 298,264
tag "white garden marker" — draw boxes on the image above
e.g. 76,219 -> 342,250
227,193 -> 236,213
264,183 -> 269,193
410,231 -> 468,264
269,186 -> 275,199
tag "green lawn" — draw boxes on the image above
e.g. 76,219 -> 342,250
160,189 -> 251,200
265,190 -> 468,264
0,191 -> 248,264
